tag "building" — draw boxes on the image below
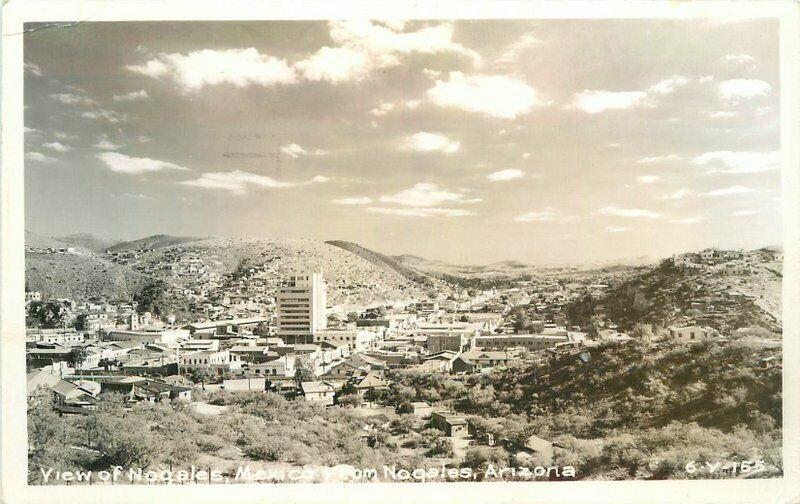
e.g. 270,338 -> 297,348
668,325 -> 715,344
426,332 -> 472,354
314,329 -> 377,353
299,381 -> 340,405
408,401 -> 433,418
276,272 -> 327,344
474,334 -> 571,352
431,411 -> 468,437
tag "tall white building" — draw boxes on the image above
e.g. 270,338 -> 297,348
276,271 -> 327,344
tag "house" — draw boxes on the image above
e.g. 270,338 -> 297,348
353,371 -> 390,397
668,325 -> 715,344
222,376 -> 266,392
51,380 -> 97,408
299,381 -> 341,405
452,351 -> 515,373
27,369 -> 62,397
430,411 -> 468,437
131,380 -> 192,402
408,401 -> 433,418
322,360 -> 367,380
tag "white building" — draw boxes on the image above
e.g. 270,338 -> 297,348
314,329 -> 378,353
668,325 -> 715,344
276,272 -> 327,344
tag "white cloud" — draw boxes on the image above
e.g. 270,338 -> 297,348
718,79 -> 771,102
25,151 -> 57,163
422,68 -> 442,79
24,127 -> 41,135
427,71 -> 544,119
181,170 -> 299,194
637,154 -> 682,163
648,75 -> 691,95
94,136 -> 123,150
636,175 -> 660,184
42,141 -> 73,152
379,182 -> 476,207
138,135 -> 151,143
522,152 -> 531,159
128,48 -> 297,91
113,90 -> 150,101
724,53 -> 756,66
311,175 -> 331,183
731,209 -> 760,217
367,207 -> 474,218
295,20 -> 479,84
81,108 -> 126,123
332,197 -> 373,205
670,217 -> 704,224
604,226 -> 631,233
600,206 -> 663,219
370,101 -> 395,117
514,208 -> 558,222
121,193 -> 154,200
571,90 -> 647,114
659,188 -> 693,200
280,143 -> 327,158
705,111 -> 738,119
692,150 -> 779,174
487,168 -> 525,182
401,132 -> 460,153
496,32 -> 541,66
52,131 -> 78,141
24,62 -> 42,76
700,185 -> 756,197
572,75 -> 691,114
96,152 -> 190,175
49,93 -> 98,106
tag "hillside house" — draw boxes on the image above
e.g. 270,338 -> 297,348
430,411 -> 469,437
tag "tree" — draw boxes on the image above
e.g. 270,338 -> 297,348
67,347 -> 87,371
293,356 -> 315,383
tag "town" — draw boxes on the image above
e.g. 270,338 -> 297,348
25,238 -> 783,483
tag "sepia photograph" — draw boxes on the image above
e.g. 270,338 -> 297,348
2,1 -> 799,503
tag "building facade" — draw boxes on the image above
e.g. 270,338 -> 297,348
276,272 -> 327,344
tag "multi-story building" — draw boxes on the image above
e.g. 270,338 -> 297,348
276,272 -> 327,344
314,329 -> 378,353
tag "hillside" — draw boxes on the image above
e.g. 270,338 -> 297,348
326,241 -> 432,285
55,233 -> 119,253
567,255 -> 782,334
130,238 -> 428,308
106,234 -> 199,253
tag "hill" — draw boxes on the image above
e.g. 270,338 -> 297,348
25,233 -> 151,301
55,233 -> 120,253
326,241 -> 432,285
106,234 -> 199,253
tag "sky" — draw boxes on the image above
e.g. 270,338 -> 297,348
23,19 -> 782,265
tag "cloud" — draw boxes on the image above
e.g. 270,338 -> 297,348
181,170 -> 299,194
718,79 -> 771,102
572,75 -> 691,114
295,46 -> 380,84
704,111 -> 738,119
731,209 -> 760,217
311,175 -> 331,183
138,135 -> 151,143
379,182 -> 477,207
96,152 -> 190,175
670,217 -> 704,224
700,185 -> 756,197
636,175 -> 660,184
128,48 -> 297,91
49,93 -> 98,106
121,193 -> 154,200
604,226 -> 631,233
369,99 -> 420,117
52,131 -> 78,141
522,152 -> 531,159
692,150 -> 779,174
367,207 -> 474,218
571,90 -> 648,114
81,108 -> 126,123
487,168 -> 525,182
648,75 -> 691,95
600,206 -> 663,219
724,53 -> 756,66
514,208 -> 558,222
42,141 -> 73,152
94,136 -> 123,150
637,154 -> 682,164
427,72 -> 544,119
659,188 -> 693,200
280,143 -> 327,158
25,151 -> 57,163
24,62 -> 42,76
332,197 -> 373,205
496,32 -> 541,66
401,132 -> 460,153
24,127 -> 41,135
113,90 -> 150,101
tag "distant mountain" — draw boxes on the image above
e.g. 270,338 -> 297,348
326,241 -> 432,285
106,234 -> 199,253
55,233 -> 119,253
